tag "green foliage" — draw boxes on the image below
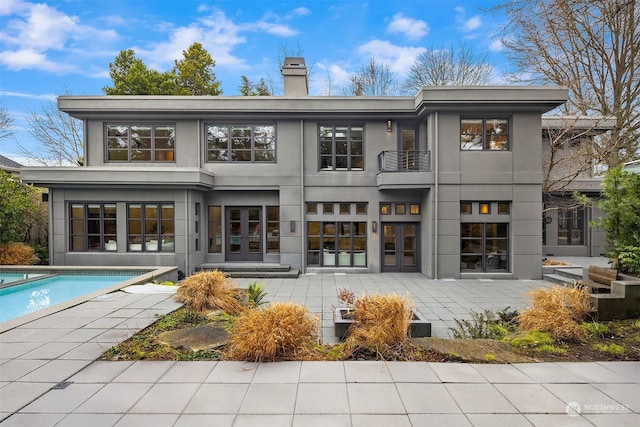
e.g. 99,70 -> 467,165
592,343 -> 626,355
536,344 -> 568,354
449,309 -> 514,339
0,170 -> 38,245
172,42 -> 222,95
239,75 -> 271,96
246,282 -> 268,308
508,330 -> 554,348
103,43 -> 222,96
586,166 -> 640,269
580,321 -> 610,338
616,246 -> 640,276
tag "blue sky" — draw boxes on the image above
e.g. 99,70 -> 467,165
0,0 -> 509,163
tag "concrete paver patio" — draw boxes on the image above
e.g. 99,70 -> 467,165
1,269 -> 638,426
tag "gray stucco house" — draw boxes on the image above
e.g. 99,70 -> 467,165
21,58 -> 568,279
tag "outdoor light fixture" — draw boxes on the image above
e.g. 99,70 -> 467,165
387,120 -> 392,132
372,221 -> 378,233
290,220 -> 296,233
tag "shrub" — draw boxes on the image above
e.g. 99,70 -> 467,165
449,307 -> 518,340
518,285 -> 593,341
580,321 -> 609,338
226,302 -> 319,362
175,270 -> 246,315
246,282 -> 267,308
0,243 -> 39,265
615,246 -> 640,276
345,293 -> 413,356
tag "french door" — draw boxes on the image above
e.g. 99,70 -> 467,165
226,207 -> 262,261
382,223 -> 420,272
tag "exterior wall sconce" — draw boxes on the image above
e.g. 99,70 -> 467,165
387,120 -> 392,132
290,220 -> 296,233
372,220 -> 378,233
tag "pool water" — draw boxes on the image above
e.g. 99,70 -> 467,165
0,274 -> 41,285
0,275 -> 135,323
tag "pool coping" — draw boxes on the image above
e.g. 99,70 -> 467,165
0,265 -> 177,333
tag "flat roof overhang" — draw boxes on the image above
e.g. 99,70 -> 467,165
20,167 -> 214,190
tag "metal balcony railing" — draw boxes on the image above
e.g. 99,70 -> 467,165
377,150 -> 431,173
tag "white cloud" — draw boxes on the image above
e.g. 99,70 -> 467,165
290,7 -> 311,17
489,38 -> 504,52
0,1 -> 117,73
0,48 -> 77,73
252,21 -> 299,37
357,40 -> 426,76
463,15 -> 482,32
0,0 -> 28,16
386,13 -> 429,41
0,90 -> 56,100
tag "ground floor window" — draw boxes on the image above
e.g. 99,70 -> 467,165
69,203 -> 117,251
461,223 -> 509,271
558,207 -> 584,245
307,221 -> 366,266
208,206 -> 222,253
266,206 -> 280,253
127,203 -> 175,252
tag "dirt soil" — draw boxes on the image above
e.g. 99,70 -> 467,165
100,309 -> 640,363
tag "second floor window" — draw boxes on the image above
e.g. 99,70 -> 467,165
319,125 -> 364,170
461,118 -> 509,151
206,125 -> 276,162
107,124 -> 175,162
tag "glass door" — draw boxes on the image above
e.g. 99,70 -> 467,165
382,223 -> 419,272
399,126 -> 418,171
226,207 -> 262,261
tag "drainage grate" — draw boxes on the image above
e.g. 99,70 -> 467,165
51,381 -> 73,390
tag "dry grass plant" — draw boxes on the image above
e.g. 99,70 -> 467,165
226,302 -> 319,362
175,270 -> 246,315
542,259 -> 570,266
345,293 -> 414,356
0,243 -> 39,265
518,284 -> 593,341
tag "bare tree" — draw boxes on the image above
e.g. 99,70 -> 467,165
341,57 -> 399,96
493,0 -> 640,166
19,90 -> 83,166
402,42 -> 493,92
0,103 -> 14,142
542,116 -> 617,194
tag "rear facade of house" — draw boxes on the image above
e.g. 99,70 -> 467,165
21,58 -> 568,280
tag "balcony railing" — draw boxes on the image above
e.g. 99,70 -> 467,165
378,150 -> 431,173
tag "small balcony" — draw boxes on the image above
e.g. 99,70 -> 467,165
376,150 -> 433,190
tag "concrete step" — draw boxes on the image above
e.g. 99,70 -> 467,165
554,267 -> 583,281
543,273 -> 578,286
195,263 -> 299,278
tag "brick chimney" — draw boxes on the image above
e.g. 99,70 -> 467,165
281,57 -> 308,96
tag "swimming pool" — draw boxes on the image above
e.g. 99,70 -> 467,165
0,275 -> 136,323
0,266 -> 177,332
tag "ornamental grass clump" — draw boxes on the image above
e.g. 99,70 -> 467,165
0,243 -> 39,265
518,284 -> 593,341
345,293 -> 413,356
226,302 -> 319,362
175,270 -> 246,315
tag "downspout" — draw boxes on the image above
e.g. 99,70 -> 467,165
185,190 -> 190,275
434,112 -> 439,279
300,119 -> 305,272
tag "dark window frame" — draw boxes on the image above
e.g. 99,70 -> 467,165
318,124 -> 364,171
106,123 -> 175,162
306,221 -> 367,267
460,117 -> 510,151
205,124 -> 276,163
126,202 -> 175,252
69,202 -> 117,252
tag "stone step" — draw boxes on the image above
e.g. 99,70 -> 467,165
195,263 -> 299,278
554,267 -> 584,281
543,273 -> 611,293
